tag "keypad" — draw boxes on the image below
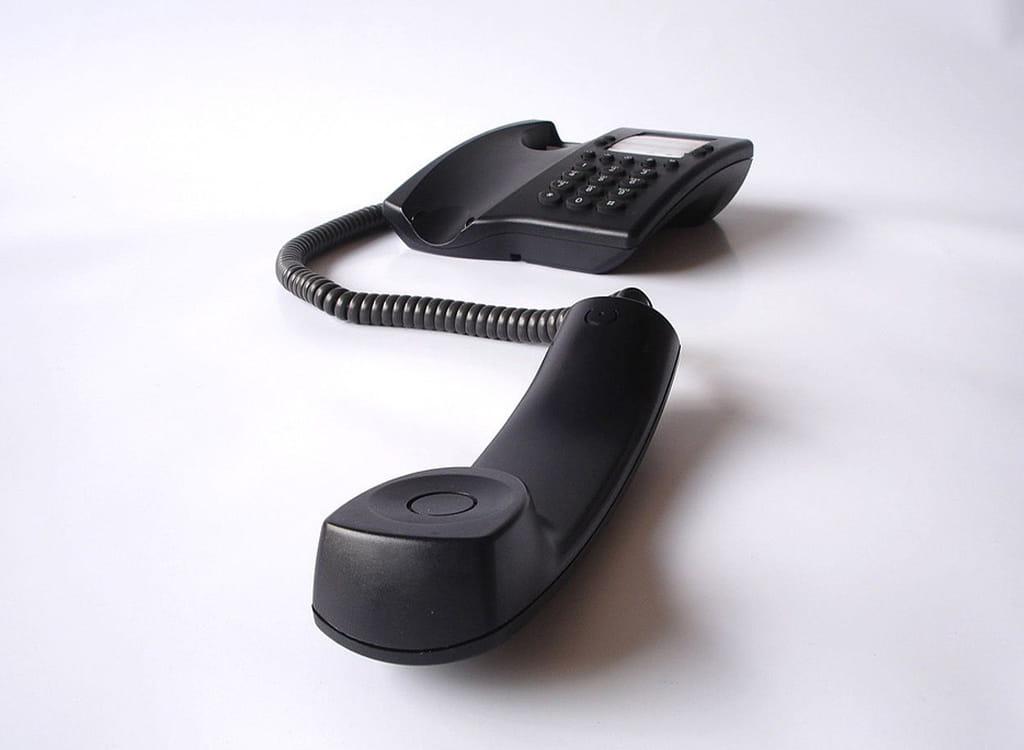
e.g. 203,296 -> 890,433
536,144 -> 688,215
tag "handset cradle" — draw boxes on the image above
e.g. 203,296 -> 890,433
384,120 -> 753,272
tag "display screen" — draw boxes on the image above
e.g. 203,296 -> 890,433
607,134 -> 710,158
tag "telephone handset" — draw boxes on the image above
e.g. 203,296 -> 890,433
312,290 -> 679,664
275,121 -> 753,664
384,120 -> 753,272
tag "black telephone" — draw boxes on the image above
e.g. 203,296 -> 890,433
386,120 -> 753,272
275,121 -> 752,664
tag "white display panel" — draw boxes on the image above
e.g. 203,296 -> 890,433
608,134 -> 710,158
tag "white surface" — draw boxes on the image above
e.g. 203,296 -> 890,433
2,1 -> 1023,748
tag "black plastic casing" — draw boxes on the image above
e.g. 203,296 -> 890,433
312,295 -> 680,664
383,120 -> 752,273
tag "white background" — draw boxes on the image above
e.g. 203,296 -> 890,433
2,1 -> 1023,747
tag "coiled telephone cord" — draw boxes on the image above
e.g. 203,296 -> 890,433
275,204 -> 569,344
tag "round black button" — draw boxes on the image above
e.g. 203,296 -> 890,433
665,159 -> 680,170
538,190 -> 561,205
597,198 -> 627,214
574,161 -> 598,173
550,178 -> 575,193
620,155 -> 635,166
642,158 -> 657,168
562,168 -> 586,182
610,186 -> 636,200
637,167 -> 658,179
622,176 -> 647,189
602,165 -> 626,178
581,149 -> 596,159
408,492 -> 477,516
566,195 -> 593,211
590,173 -> 618,186
579,183 -> 604,198
599,153 -> 615,164
597,135 -> 615,146
585,308 -> 618,325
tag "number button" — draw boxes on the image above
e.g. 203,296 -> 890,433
610,186 -> 636,200
579,183 -> 605,198
602,165 -> 626,178
574,160 -> 598,173
562,169 -> 586,182
537,190 -> 561,206
597,198 -> 627,214
550,178 -> 575,193
590,173 -> 618,187
566,195 -> 593,212
622,176 -> 647,189
637,167 -> 658,180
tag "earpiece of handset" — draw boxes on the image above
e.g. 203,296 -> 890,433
312,289 -> 680,664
